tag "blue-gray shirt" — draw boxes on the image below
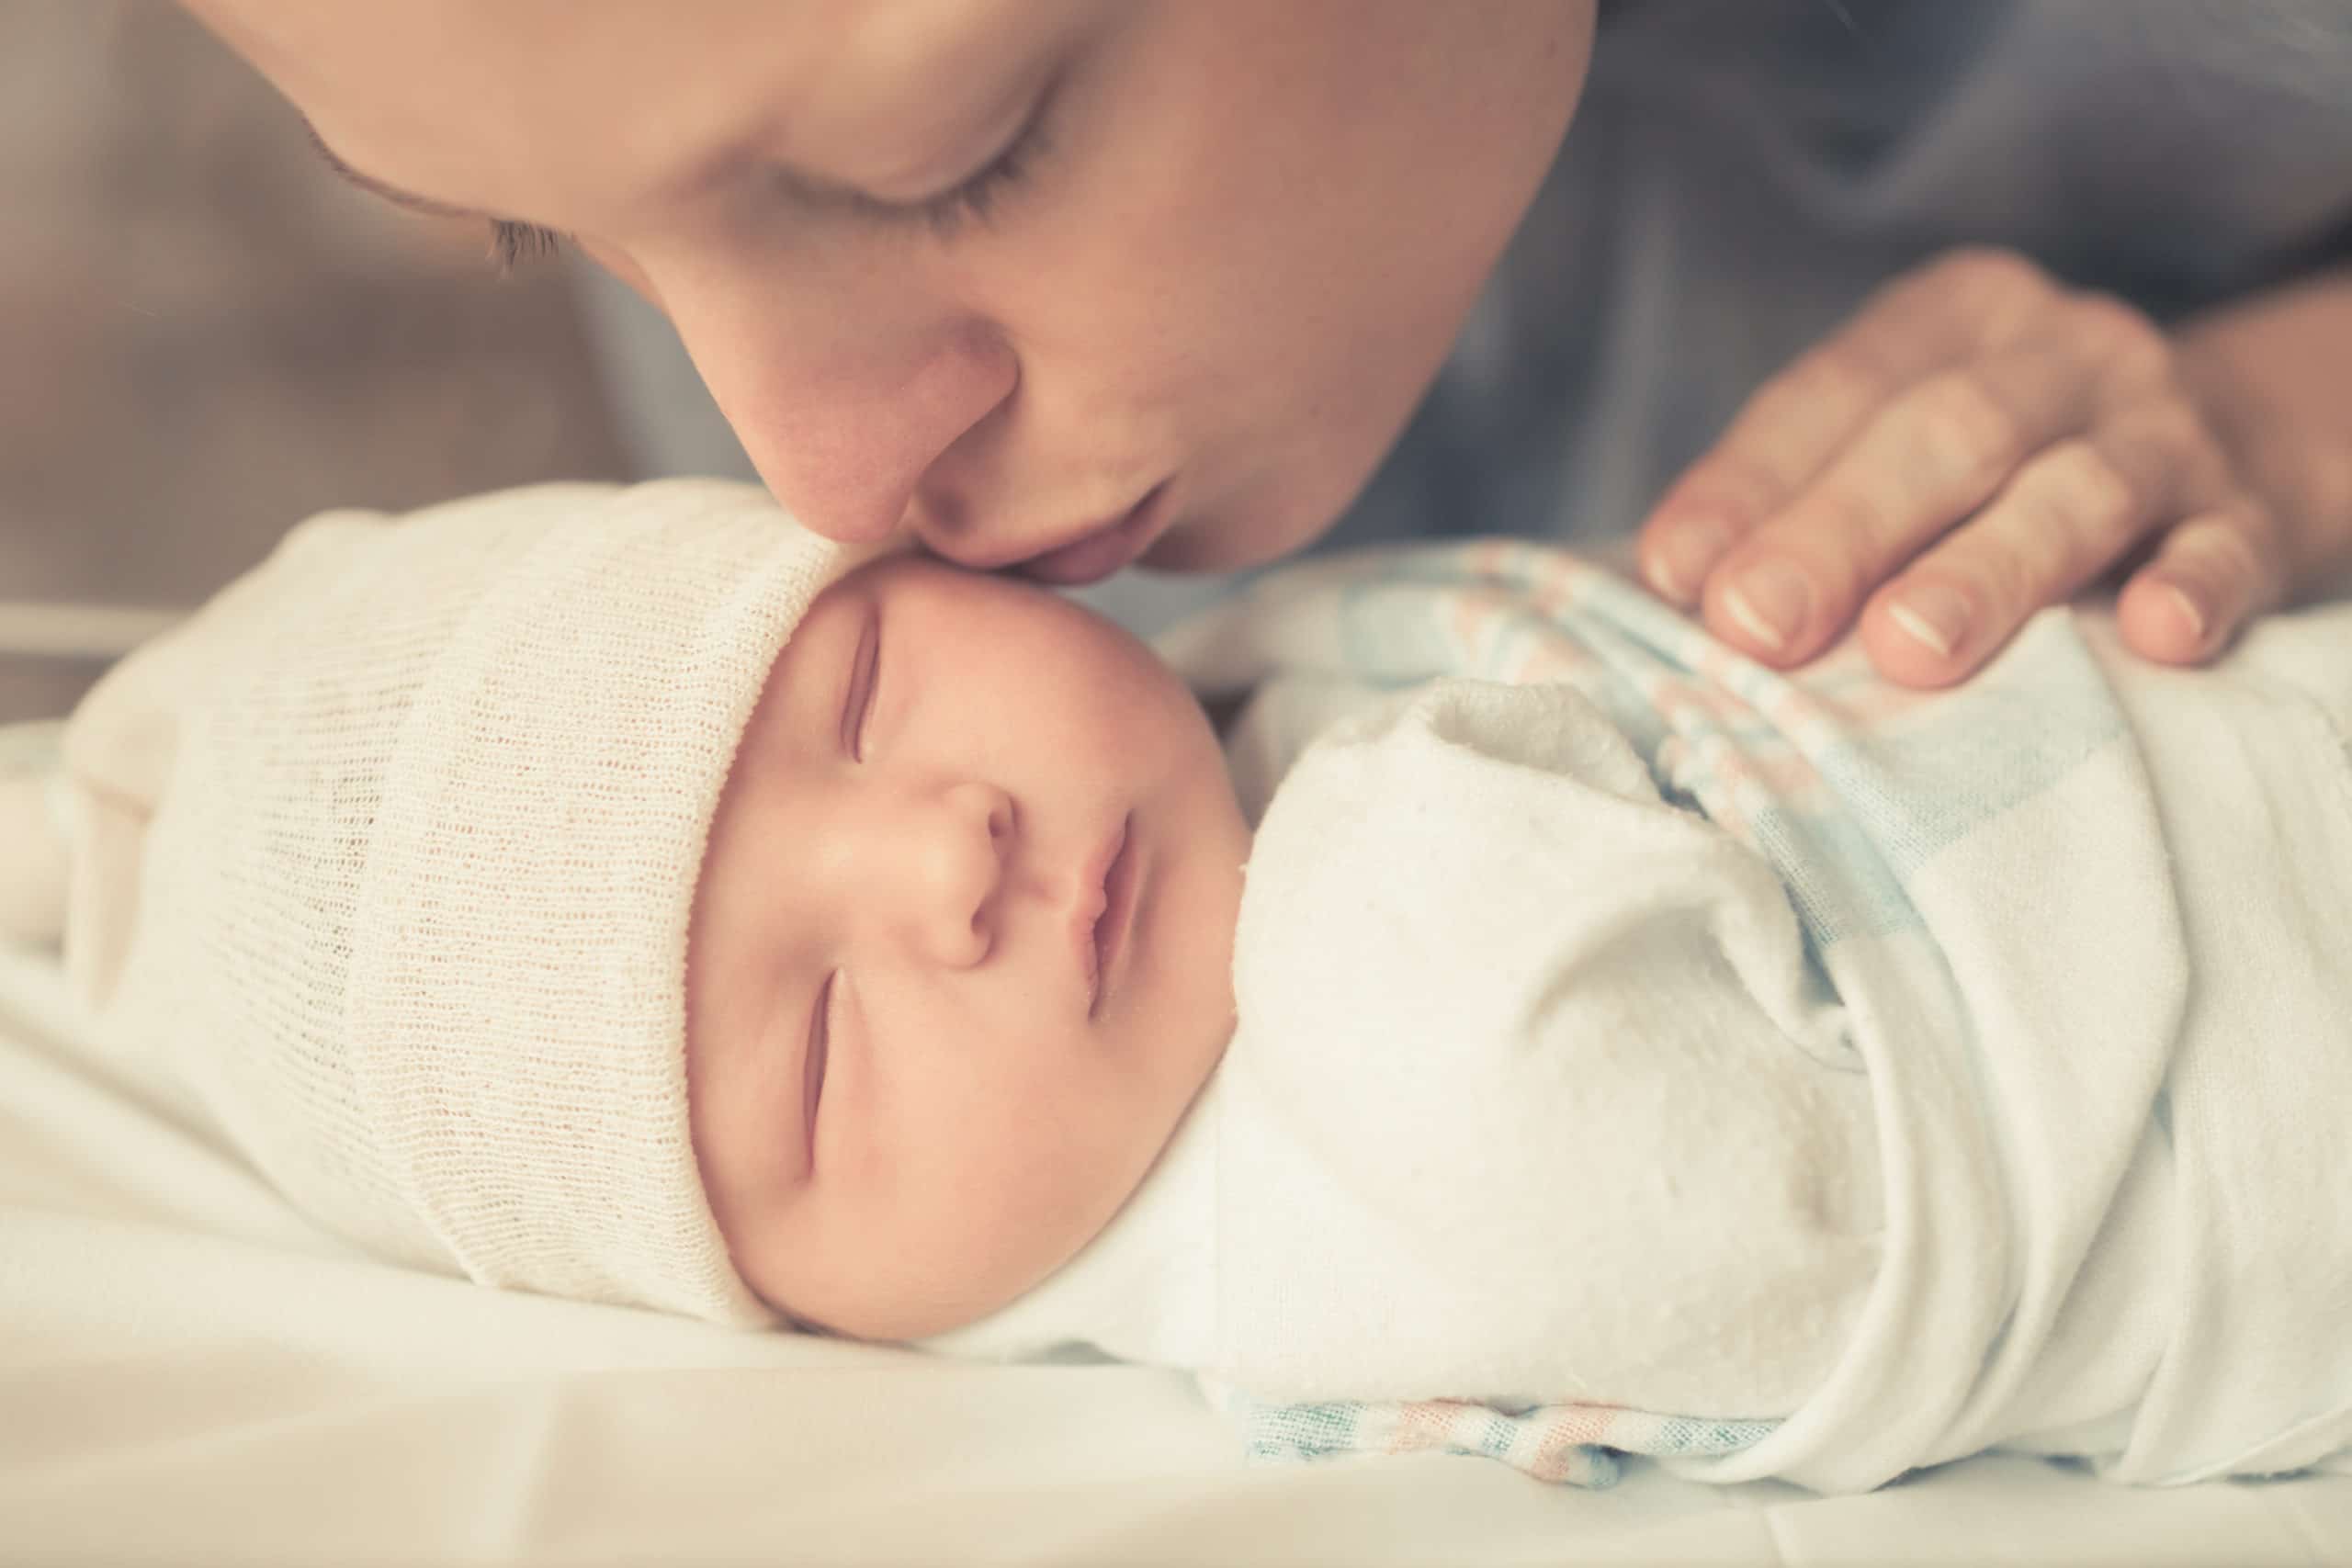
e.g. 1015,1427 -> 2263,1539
1339,0 -> 2352,555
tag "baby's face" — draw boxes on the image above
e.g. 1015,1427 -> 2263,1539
686,555 -> 1248,1338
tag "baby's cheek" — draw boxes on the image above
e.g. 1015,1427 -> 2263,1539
978,1076 -> 1140,1249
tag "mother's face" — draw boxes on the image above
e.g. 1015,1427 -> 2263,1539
191,0 -> 1592,580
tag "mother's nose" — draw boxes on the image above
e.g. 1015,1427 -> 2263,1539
651,259 -> 1019,547
872,781 -> 1015,968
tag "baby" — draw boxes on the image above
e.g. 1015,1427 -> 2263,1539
5,479 -> 1247,1340
9,480 -> 2348,1495
681,500 -> 1249,1341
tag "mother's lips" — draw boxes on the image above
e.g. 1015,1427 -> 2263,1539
1019,483 -> 1169,587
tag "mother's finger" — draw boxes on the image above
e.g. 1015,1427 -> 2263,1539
1698,340 -> 2104,665
1638,250 -> 2056,604
2117,506 -> 2287,665
1856,415 -> 2198,685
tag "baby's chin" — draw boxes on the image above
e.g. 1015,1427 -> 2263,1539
820,1082 -> 1227,1345
760,1167 -> 1165,1344
790,1240 -> 1103,1345
753,1259 -> 1021,1343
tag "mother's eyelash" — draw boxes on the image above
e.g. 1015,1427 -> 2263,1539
876,66 -> 1065,240
909,109 -> 1051,238
490,220 -> 568,276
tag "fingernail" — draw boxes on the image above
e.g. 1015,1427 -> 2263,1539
1886,581 -> 1972,660
1646,518 -> 1732,605
1720,558 -> 1812,653
2162,580 -> 2210,645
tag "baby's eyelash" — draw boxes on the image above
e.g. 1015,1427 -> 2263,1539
489,220 -> 568,276
843,615 -> 881,760
804,972 -> 835,1167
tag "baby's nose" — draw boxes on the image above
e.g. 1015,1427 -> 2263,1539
887,781 -> 1012,967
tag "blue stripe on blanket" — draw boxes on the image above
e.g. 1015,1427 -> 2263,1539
1214,1384 -> 1777,1489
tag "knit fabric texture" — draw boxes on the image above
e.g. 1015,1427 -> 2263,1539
94,480 -> 844,1325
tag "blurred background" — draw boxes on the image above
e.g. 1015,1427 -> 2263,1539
0,2 -> 684,724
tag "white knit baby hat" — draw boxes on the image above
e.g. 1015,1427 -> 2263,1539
79,480 -> 850,1325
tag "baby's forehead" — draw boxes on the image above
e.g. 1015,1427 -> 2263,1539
743,549 -> 1216,766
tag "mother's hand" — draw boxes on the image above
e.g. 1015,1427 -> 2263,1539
1636,247 -> 2297,686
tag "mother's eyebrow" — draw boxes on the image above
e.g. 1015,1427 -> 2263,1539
300,103 -> 1020,240
302,121 -> 496,222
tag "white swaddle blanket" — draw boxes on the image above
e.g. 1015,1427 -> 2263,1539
940,540 -> 2352,1493
937,674 -> 1884,1426
1219,675 -> 1886,1421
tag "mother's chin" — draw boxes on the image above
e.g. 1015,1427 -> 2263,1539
1137,468 -> 1367,576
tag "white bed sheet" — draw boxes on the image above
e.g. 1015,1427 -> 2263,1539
3,942 -> 2347,1568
